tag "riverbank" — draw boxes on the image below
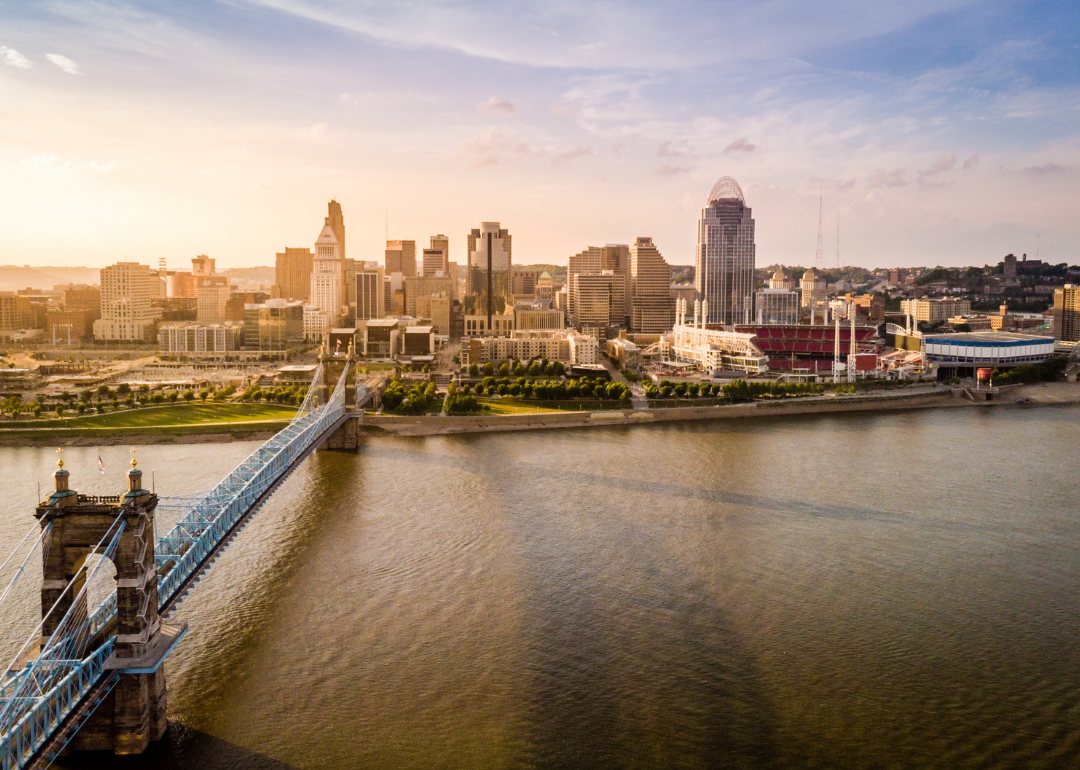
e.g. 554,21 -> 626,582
5,383 -> 1075,444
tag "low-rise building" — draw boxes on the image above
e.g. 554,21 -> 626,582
901,297 -> 972,324
568,332 -> 600,365
363,318 -> 400,357
605,337 -> 640,369
464,313 -> 514,337
513,301 -> 565,331
158,322 -> 241,353
754,288 -> 800,325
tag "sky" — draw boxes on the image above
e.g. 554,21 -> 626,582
0,0 -> 1078,271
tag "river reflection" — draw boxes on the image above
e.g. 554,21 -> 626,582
2,406 -> 1076,769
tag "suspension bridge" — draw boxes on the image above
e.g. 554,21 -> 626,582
0,346 -> 365,769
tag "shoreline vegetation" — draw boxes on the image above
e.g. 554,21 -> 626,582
3,382 -> 1075,446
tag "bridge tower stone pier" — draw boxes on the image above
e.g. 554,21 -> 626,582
35,453 -> 186,755
318,338 -> 360,450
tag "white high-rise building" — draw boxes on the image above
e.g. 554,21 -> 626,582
695,176 -> 755,325
310,219 -> 343,335
93,262 -> 158,341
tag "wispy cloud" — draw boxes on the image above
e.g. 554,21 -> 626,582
657,141 -> 688,157
962,153 -> 979,170
46,53 -> 80,75
918,154 -> 956,182
868,168 -> 909,188
655,164 -> 690,177
458,128 -> 533,168
478,96 -> 516,116
1,46 -> 31,69
554,147 -> 593,164
723,137 -> 756,154
1024,162 -> 1070,174
550,100 -> 579,117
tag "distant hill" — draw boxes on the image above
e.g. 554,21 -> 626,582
221,266 -> 275,293
0,265 -> 101,292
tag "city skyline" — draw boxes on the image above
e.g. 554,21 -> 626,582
1,1 -> 1078,270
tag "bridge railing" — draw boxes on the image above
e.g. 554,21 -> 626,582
156,361 -> 349,608
0,361 -> 351,770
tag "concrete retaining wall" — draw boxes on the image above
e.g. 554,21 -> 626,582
361,388 -> 960,436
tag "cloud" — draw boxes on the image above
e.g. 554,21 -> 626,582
918,155 -> 956,179
723,137 -> 757,154
655,164 -> 690,177
962,154 -> 979,170
458,128 -> 532,168
478,96 -> 516,116
553,147 -> 593,164
309,122 -> 328,142
657,141 -> 688,157
46,53 -> 80,75
22,155 -> 114,173
867,168 -> 909,188
550,100 -> 579,117
1,46 -> 31,69
1024,162 -> 1069,175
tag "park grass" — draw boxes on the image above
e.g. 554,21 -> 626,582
7,403 -> 297,431
475,398 -> 626,414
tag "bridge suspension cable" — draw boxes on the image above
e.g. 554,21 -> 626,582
0,361 -> 352,770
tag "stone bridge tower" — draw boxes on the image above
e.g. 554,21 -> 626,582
36,453 -> 186,755
318,338 -> 361,450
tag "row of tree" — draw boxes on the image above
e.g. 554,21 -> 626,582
464,376 -> 632,402
466,360 -> 567,378
382,379 -> 438,414
644,379 -> 825,403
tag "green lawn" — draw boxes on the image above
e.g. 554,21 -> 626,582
14,403 -> 297,430
474,398 -> 627,414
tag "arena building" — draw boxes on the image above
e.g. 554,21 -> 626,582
922,331 -> 1056,378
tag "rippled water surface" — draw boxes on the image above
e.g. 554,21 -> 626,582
3,406 -> 1079,769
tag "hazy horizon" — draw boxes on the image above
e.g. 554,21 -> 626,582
2,1 -> 1077,270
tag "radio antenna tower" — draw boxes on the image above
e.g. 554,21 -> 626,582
814,186 -> 824,269
836,213 -> 840,269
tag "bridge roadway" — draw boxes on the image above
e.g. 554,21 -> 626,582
1,358 -> 363,770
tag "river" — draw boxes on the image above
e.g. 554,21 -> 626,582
2,406 -> 1078,769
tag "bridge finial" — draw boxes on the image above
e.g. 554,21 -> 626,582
56,447 -> 64,469
130,447 -> 137,468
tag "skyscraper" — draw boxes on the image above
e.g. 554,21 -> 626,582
310,219 -> 343,333
93,262 -> 157,341
274,247 -> 313,302
695,176 -> 755,325
568,244 -> 630,327
425,234 -> 449,276
385,240 -> 417,276
467,222 -> 512,319
629,237 -> 674,333
327,199 -> 346,294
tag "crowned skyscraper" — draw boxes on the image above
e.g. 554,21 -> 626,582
695,177 -> 755,326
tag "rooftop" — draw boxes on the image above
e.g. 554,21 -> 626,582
924,331 -> 1055,344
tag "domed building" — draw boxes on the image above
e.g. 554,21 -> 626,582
800,267 -> 826,308
695,176 -> 755,325
769,267 -> 794,290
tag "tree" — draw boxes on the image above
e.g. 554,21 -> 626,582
514,362 -> 525,376
168,391 -> 179,402
32,405 -> 42,418
483,362 -> 494,376
469,363 -> 480,377
528,362 -> 541,376
498,362 -> 510,376
117,383 -> 131,395
138,384 -> 150,393
199,390 -> 209,401
182,390 -> 194,401
497,383 -> 509,395
55,405 -> 64,416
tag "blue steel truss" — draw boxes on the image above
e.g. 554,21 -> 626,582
0,361 -> 351,770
